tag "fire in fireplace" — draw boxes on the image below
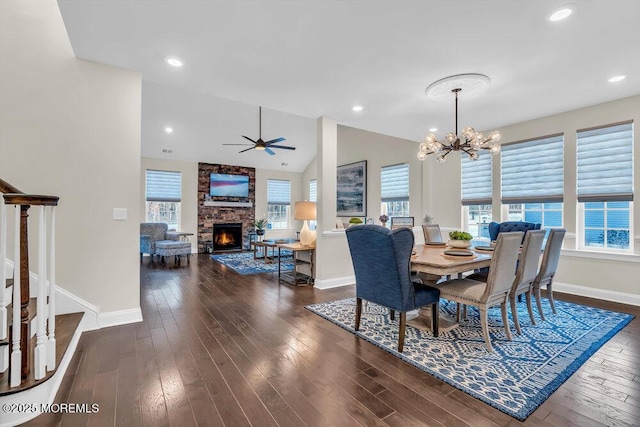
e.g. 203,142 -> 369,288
213,223 -> 243,252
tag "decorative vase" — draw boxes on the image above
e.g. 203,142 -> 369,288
448,239 -> 471,248
381,221 -> 387,228
256,229 -> 265,236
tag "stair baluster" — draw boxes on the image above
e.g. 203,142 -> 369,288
34,206 -> 47,379
47,206 -> 56,371
10,205 -> 22,387
0,200 -> 7,373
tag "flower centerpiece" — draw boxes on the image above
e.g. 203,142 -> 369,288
448,230 -> 473,248
379,214 -> 389,227
252,218 -> 268,236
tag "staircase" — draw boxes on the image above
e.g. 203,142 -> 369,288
0,179 -> 83,425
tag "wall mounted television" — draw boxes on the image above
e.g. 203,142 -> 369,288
210,173 -> 249,198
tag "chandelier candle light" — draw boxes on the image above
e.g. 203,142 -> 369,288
418,74 -> 501,163
294,201 -> 317,246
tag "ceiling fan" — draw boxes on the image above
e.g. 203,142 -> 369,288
224,106 -> 296,155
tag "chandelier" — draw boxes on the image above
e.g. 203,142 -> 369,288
418,74 -> 501,163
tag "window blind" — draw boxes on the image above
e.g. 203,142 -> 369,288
461,154 -> 492,205
267,179 -> 291,205
146,170 -> 182,202
381,163 -> 409,202
309,179 -> 317,203
577,122 -> 633,202
501,134 -> 564,204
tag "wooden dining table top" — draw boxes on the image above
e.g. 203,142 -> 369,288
410,244 -> 493,276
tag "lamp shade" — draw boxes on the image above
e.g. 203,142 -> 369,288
294,201 -> 316,221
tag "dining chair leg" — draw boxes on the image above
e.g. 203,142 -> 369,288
510,296 -> 521,335
479,307 -> 493,352
525,291 -> 536,326
456,303 -> 461,323
547,281 -> 557,314
398,312 -> 406,353
389,309 -> 395,321
355,298 -> 362,331
501,301 -> 512,341
534,286 -> 546,321
431,302 -> 439,337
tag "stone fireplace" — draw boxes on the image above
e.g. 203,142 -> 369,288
213,223 -> 243,252
197,162 -> 256,253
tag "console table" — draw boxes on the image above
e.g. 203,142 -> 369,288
277,242 -> 315,286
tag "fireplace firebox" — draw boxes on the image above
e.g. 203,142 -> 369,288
213,223 -> 243,252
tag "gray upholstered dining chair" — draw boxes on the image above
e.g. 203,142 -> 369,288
533,228 -> 566,321
422,224 -> 444,243
438,231 -> 523,352
345,224 -> 441,353
509,229 -> 546,335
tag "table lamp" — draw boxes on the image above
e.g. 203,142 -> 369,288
294,201 -> 316,246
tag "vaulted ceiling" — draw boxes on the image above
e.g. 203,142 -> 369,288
58,0 -> 640,172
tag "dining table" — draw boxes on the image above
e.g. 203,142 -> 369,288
408,243 -> 494,332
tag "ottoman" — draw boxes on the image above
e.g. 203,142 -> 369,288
155,240 -> 192,265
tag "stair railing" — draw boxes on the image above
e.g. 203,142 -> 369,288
0,179 -> 59,388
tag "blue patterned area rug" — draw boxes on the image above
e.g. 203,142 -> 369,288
305,297 -> 633,420
211,251 -> 294,275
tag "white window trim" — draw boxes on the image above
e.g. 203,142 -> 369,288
576,201 -> 634,254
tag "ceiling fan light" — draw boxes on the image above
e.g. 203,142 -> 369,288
255,146 -> 266,151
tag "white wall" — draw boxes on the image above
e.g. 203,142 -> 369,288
140,158 -> 199,252
0,0 -> 142,314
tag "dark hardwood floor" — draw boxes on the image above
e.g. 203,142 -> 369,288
25,254 -> 640,426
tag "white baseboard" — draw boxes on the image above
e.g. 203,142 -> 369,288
99,308 -> 143,328
554,282 -> 640,307
314,275 -> 355,290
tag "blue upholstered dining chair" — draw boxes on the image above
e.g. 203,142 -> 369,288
488,221 -> 541,242
345,224 -> 440,353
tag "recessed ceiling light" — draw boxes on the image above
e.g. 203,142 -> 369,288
429,127 -> 438,132
164,127 -> 173,134
547,4 -> 575,22
352,105 -> 363,112
608,74 -> 627,83
165,57 -> 184,67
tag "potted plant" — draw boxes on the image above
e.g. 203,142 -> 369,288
348,217 -> 363,227
253,218 -> 268,236
448,230 -> 473,248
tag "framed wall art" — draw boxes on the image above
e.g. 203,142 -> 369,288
337,160 -> 367,217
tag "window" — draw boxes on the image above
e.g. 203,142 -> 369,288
507,203 -> 563,228
577,121 -> 633,251
381,163 -> 410,218
466,204 -> 492,239
267,179 -> 291,229
309,179 -> 317,203
461,153 -> 492,238
501,134 -> 564,229
146,170 -> 181,230
309,179 -> 317,230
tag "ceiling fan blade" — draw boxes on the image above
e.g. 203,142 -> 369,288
223,143 -> 254,146
238,147 -> 255,153
268,145 -> 296,150
241,135 -> 257,144
265,147 -> 276,156
265,137 -> 286,145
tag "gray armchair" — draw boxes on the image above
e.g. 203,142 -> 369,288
140,223 -> 180,263
345,224 -> 440,353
